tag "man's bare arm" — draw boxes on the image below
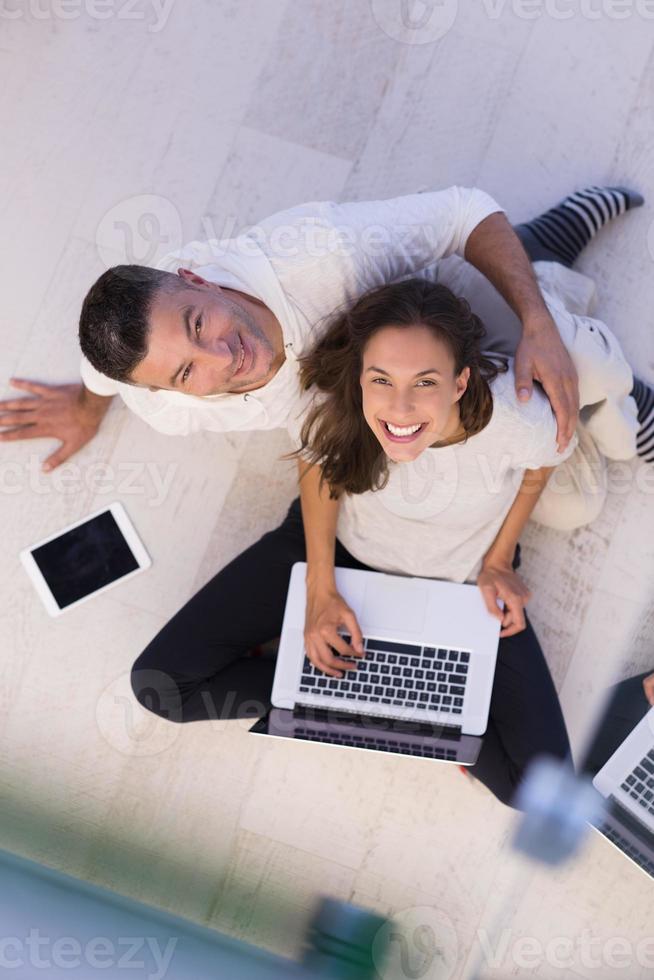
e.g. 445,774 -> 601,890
465,212 -> 580,452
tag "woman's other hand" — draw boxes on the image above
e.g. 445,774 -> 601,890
304,586 -> 364,677
477,560 -> 533,638
643,672 -> 654,706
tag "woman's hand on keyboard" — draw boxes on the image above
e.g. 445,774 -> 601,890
643,673 -> 654,706
304,587 -> 364,678
477,561 -> 532,638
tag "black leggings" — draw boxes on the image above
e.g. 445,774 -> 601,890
131,498 -> 571,808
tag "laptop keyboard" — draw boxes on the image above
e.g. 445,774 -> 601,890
294,725 -> 458,760
622,748 -> 654,816
298,635 -> 470,716
599,822 -> 654,876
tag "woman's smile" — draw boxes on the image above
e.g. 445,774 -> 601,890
379,419 -> 428,443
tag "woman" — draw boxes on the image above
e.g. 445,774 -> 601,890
130,275 -> 623,809
290,277 -> 579,808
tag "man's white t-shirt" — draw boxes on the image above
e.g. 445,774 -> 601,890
80,187 -> 502,435
290,363 -> 578,586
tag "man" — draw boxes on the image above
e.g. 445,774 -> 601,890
1,186 -> 588,465
3,186 -> 651,470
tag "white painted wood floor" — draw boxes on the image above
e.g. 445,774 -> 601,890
1,2 -> 653,977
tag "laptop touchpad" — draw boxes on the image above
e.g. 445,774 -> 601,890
360,577 -> 427,633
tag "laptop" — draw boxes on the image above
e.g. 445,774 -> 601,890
591,706 -> 654,879
250,562 -> 502,766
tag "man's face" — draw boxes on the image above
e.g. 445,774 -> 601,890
129,270 -> 277,395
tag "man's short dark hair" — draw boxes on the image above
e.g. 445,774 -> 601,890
78,265 -> 182,383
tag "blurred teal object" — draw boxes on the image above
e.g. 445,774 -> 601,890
301,896 -> 389,979
0,848 -> 389,979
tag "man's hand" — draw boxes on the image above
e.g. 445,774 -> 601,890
515,311 -> 580,453
477,560 -> 532,638
0,379 -> 112,470
463,212 -> 580,452
643,672 -> 654,707
304,585 -> 364,678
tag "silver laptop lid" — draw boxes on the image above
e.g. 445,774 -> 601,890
273,563 -> 501,737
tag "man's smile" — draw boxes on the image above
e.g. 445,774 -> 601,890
234,338 -> 245,375
232,333 -> 254,380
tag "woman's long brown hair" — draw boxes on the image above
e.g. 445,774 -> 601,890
293,278 -> 508,497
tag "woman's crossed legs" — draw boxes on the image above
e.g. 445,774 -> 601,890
131,499 -> 571,808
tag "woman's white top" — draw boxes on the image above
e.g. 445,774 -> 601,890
310,363 -> 578,584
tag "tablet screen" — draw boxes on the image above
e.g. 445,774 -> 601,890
30,510 -> 140,610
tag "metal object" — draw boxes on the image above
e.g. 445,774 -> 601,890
301,897 -> 389,979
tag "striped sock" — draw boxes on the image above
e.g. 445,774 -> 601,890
515,185 -> 645,267
631,376 -> 654,464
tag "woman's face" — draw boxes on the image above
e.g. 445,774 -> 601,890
360,324 -> 470,463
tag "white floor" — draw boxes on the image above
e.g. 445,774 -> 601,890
1,2 -> 654,978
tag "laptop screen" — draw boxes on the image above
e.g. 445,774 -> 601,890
250,707 -> 483,765
592,797 -> 654,879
